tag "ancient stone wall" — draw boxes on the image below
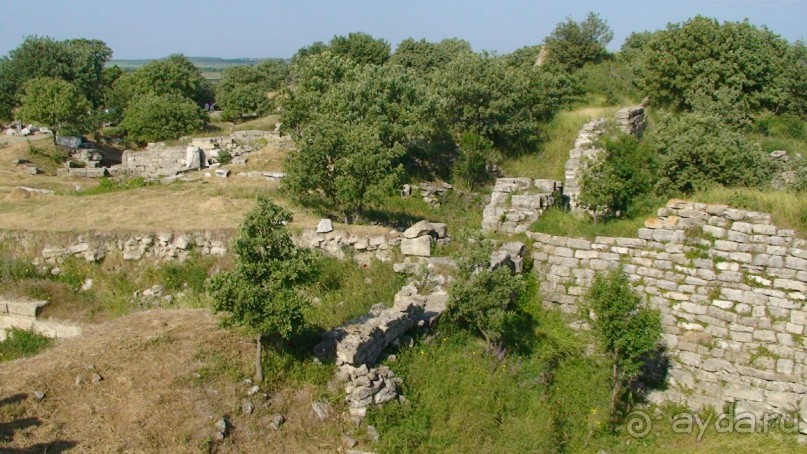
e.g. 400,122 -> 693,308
481,178 -> 562,234
529,199 -> 807,421
121,145 -> 202,178
0,299 -> 81,341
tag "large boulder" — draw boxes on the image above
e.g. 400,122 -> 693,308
403,220 -> 447,239
401,236 -> 432,257
316,219 -> 334,234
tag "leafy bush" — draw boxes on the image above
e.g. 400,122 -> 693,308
543,12 -> 614,70
0,328 -> 52,362
639,16 -> 804,122
72,177 -> 152,196
454,132 -> 499,188
444,235 -> 527,349
579,133 -> 657,220
651,113 -> 775,195
120,92 -> 208,143
585,268 -> 661,427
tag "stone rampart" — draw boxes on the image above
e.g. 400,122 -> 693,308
529,199 -> 807,420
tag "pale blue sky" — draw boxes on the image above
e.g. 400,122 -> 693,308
1,0 -> 805,59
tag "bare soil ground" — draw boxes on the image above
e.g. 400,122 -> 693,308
0,139 -> 386,236
0,309 -> 349,453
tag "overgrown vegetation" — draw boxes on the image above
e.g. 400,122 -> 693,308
0,328 -> 52,362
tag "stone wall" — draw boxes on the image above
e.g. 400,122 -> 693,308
481,178 -> 562,234
564,119 -> 608,213
121,145 -> 202,178
0,298 -> 81,341
529,199 -> 807,421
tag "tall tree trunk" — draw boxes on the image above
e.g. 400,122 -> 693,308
255,334 -> 264,383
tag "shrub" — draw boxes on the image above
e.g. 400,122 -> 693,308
579,133 -> 657,220
120,92 -> 207,143
585,268 -> 661,428
0,328 -> 52,362
652,113 -> 775,195
454,132 -> 499,188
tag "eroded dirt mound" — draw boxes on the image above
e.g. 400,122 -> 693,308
0,309 -> 341,453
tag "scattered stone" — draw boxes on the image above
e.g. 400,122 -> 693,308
268,413 -> 285,430
770,150 -> 789,160
213,418 -> 228,441
342,434 -> 358,448
400,236 -> 431,257
401,184 -> 411,197
32,390 -> 46,401
241,400 -> 254,415
74,376 -> 82,386
312,401 -> 331,421
50,267 -> 61,276
91,373 -> 103,384
317,219 -> 334,234
81,278 -> 94,291
367,425 -> 380,442
247,385 -> 260,396
24,166 -> 40,175
215,168 -> 230,178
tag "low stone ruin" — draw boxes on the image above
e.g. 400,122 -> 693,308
31,230 -> 230,265
564,118 -> 608,213
400,220 -> 449,258
315,282 -> 449,417
402,182 -> 453,206
490,241 -> 527,273
614,105 -> 647,136
481,178 -> 562,234
0,298 -> 81,341
297,228 -> 401,264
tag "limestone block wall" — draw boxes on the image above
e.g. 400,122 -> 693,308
529,199 -> 807,419
564,119 -> 608,213
481,178 -> 562,234
122,145 -> 201,178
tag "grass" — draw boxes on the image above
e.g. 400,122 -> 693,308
501,107 -> 618,180
530,208 -> 650,240
0,328 -> 52,362
65,176 -> 155,196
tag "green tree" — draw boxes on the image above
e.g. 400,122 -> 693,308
651,113 -> 775,195
445,234 -> 526,349
17,77 -> 91,142
120,92 -> 207,143
454,132 -> 499,188
207,196 -> 317,382
639,17 -> 800,121
283,119 -> 405,221
544,12 -> 614,70
127,54 -> 213,106
0,36 -> 112,108
585,267 -> 660,428
218,83 -> 272,121
579,134 -> 657,221
389,38 -> 473,73
329,32 -> 391,66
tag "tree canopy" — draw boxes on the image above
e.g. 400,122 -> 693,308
18,77 -> 91,139
120,92 -> 207,143
543,12 -> 613,70
207,195 -> 317,381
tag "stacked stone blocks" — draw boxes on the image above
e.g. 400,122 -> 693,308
529,199 -> 807,421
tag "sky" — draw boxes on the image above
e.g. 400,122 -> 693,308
0,0 -> 805,59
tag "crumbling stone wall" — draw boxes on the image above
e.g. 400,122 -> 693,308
529,200 -> 807,421
482,178 -> 562,234
121,144 -> 202,178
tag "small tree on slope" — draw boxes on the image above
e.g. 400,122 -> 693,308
585,267 -> 661,429
207,195 -> 317,382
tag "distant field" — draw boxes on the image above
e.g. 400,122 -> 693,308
108,56 -> 281,81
